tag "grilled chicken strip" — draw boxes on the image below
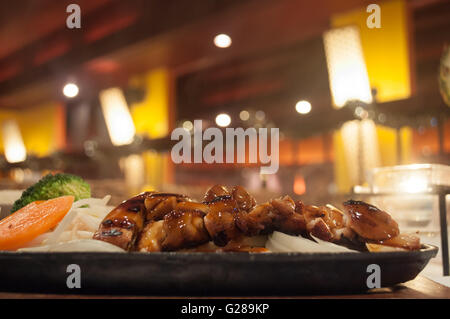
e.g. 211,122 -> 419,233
368,233 -> 421,251
203,185 -> 256,211
94,192 -> 188,250
203,195 -> 241,246
236,196 -> 307,237
302,204 -> 354,242
301,200 -> 416,250
137,201 -> 211,252
161,210 -> 210,251
136,220 -> 165,252
341,200 -> 419,250
138,185 -> 257,250
201,185 -> 258,246
144,193 -> 190,221
93,192 -> 150,250
231,185 -> 257,211
94,185 -> 419,252
342,200 -> 399,241
204,184 -> 232,202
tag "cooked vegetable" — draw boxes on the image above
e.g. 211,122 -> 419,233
0,196 -> 74,250
45,195 -> 112,245
10,173 -> 90,214
266,231 -> 356,253
18,239 -> 125,252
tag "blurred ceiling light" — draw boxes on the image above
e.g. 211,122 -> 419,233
293,174 -> 306,195
255,110 -> 265,121
215,113 -> 231,127
1,120 -> 27,163
354,106 -> 369,119
341,119 -> 380,185
378,113 -> 387,123
295,100 -> 311,114
182,120 -> 193,131
214,34 -> 232,48
323,26 -> 372,108
99,87 -> 136,146
63,83 -> 79,98
398,176 -> 428,194
239,110 -> 250,121
354,106 -> 363,117
121,154 -> 145,194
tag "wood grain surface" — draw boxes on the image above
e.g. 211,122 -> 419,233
0,276 -> 448,299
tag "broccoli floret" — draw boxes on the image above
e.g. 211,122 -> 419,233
10,173 -> 91,213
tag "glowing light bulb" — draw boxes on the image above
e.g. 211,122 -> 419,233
99,87 -> 136,146
295,100 -> 311,114
255,110 -> 265,121
215,113 -> 231,127
399,176 -> 428,194
239,110 -> 250,121
1,120 -> 26,163
214,34 -> 232,48
182,120 -> 193,132
63,83 -> 79,98
323,26 -> 372,108
293,174 -> 306,195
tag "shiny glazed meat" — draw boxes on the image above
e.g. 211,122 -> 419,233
203,195 -> 241,246
342,200 -> 399,241
94,192 -> 188,250
94,185 -> 419,252
161,210 -> 210,251
93,192 -> 149,250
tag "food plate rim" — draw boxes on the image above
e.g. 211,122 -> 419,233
0,243 -> 438,261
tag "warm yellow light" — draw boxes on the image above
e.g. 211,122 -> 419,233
323,26 -> 372,108
215,113 -> 231,127
214,34 -> 232,48
121,154 -> 145,194
295,100 -> 311,114
398,176 -> 428,194
293,174 -> 306,195
182,120 -> 193,132
255,110 -> 265,121
331,1 -> 412,103
99,88 -> 136,146
340,119 -> 380,185
63,83 -> 79,98
1,120 -> 27,163
239,110 -> 250,121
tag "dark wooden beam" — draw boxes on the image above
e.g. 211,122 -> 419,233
0,0 -> 245,100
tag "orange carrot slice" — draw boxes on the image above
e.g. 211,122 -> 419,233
0,196 -> 74,250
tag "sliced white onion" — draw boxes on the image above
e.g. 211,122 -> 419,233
266,231 -> 357,253
18,239 -> 125,252
366,243 -> 407,252
75,213 -> 102,232
265,236 -> 291,252
44,196 -> 112,245
45,205 -> 79,245
83,205 -> 114,219
22,232 -> 52,247
73,195 -> 111,209
310,235 -> 356,252
57,230 -> 94,242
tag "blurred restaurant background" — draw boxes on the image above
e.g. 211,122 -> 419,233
0,0 -> 448,217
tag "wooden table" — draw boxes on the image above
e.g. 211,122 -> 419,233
0,276 -> 448,299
